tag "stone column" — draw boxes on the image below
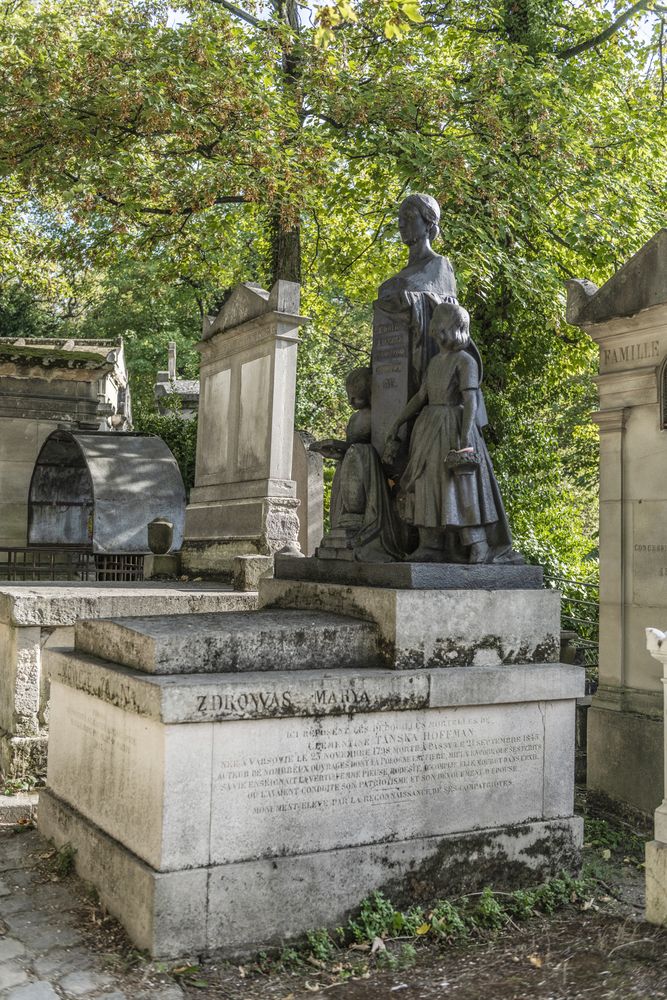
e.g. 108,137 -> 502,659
182,281 -> 308,577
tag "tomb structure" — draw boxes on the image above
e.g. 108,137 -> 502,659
40,584 -> 582,957
567,229 -> 667,814
39,199 -> 584,957
181,281 -> 307,578
0,338 -> 130,548
0,582 -> 256,779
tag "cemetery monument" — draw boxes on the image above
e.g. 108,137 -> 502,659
39,195 -> 584,958
181,280 -> 307,579
567,229 -> 667,815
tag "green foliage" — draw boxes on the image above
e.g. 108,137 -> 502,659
2,0 -> 667,575
347,891 -> 404,942
584,817 -> 646,864
0,283 -> 62,338
132,406 -> 198,495
305,928 -> 337,963
429,899 -> 468,941
54,842 -> 76,877
0,772 -> 42,796
376,941 -> 417,970
466,886 -> 507,931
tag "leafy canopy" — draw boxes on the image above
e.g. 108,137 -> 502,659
1,0 -> 666,573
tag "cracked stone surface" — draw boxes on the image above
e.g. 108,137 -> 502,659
0,827 -> 185,999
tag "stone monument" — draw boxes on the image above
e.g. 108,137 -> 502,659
40,594 -> 582,957
0,337 -> 130,548
37,197 -> 583,959
182,281 -> 308,577
567,229 -> 667,814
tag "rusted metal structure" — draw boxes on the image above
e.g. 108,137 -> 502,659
28,430 -> 185,554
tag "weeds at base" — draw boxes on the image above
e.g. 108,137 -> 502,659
237,872 -> 597,987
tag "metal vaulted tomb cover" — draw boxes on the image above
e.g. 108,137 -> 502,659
28,430 -> 185,554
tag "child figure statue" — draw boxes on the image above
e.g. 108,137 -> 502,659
383,302 -> 520,564
310,367 -> 402,562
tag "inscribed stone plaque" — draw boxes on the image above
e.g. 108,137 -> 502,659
238,356 -> 270,474
599,337 -> 660,374
209,702 -> 545,864
370,302 -> 411,456
632,500 -> 667,606
200,368 -> 231,477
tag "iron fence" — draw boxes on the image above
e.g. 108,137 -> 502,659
544,573 -> 599,680
0,547 -> 144,583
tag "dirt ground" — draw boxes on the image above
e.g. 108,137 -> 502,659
10,791 -> 661,1000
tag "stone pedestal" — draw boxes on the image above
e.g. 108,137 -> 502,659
40,572 -> 582,958
567,230 -> 667,814
182,281 -> 308,577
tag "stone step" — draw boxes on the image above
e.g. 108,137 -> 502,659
74,610 -> 381,675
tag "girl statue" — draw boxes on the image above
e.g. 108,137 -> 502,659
310,367 -> 402,562
383,303 -> 519,565
377,193 -> 458,396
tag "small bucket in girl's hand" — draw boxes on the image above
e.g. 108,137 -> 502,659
445,449 -> 481,476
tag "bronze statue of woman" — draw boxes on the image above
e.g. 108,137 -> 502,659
376,193 -> 458,396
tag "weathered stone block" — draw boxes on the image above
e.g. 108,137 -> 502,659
260,578 -> 560,669
74,610 -> 381,674
232,554 -> 273,592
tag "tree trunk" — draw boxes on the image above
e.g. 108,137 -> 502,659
270,0 -> 302,285
270,208 -> 301,283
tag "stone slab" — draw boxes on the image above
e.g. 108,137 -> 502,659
38,786 -> 582,959
47,649 -> 583,724
274,555 -> 544,590
260,578 -> 560,669
74,610 -> 381,674
0,583 -> 258,627
46,680 -> 213,871
0,793 -> 38,825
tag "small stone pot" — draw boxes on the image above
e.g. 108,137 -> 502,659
147,518 -> 174,555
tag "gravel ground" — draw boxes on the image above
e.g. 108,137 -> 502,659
0,798 -> 665,999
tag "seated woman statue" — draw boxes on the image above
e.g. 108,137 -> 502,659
383,303 -> 521,565
310,367 -> 401,562
377,193 -> 458,394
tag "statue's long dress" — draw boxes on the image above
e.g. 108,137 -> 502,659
377,254 -> 457,394
329,408 -> 402,563
400,350 -> 513,555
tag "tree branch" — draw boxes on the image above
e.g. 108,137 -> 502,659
557,0 -> 654,59
207,0 -> 267,30
63,173 -> 247,216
